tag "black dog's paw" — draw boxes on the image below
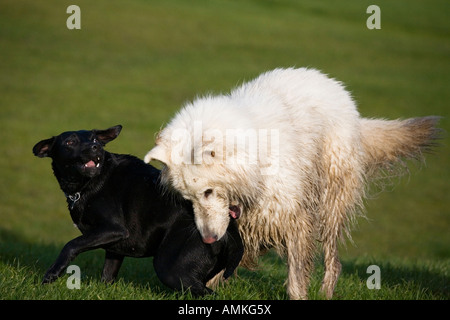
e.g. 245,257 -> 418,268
41,265 -> 63,284
100,274 -> 116,284
42,274 -> 58,284
189,286 -> 214,297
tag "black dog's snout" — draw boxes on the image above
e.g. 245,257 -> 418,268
81,141 -> 102,157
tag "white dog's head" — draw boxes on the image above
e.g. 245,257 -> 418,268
145,141 -> 246,243
144,98 -> 272,243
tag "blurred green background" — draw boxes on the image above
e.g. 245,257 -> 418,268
0,0 -> 448,299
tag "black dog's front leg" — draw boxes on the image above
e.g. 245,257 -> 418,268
42,227 -> 128,284
101,251 -> 124,283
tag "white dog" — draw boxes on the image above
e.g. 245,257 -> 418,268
144,68 -> 440,299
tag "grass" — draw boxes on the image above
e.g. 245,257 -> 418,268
0,0 -> 449,300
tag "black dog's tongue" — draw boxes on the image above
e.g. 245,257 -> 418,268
229,205 -> 241,219
84,160 -> 96,168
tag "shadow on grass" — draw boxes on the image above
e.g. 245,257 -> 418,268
0,228 -> 174,297
340,258 -> 450,298
1,228 -> 448,299
237,250 -> 449,299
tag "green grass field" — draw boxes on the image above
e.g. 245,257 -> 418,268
1,0 -> 449,300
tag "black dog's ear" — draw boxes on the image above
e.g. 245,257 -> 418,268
95,125 -> 122,144
33,137 -> 55,158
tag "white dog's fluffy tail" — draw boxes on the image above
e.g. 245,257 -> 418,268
360,116 -> 442,177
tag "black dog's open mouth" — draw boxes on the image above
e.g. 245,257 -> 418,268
83,157 -> 101,169
79,156 -> 102,176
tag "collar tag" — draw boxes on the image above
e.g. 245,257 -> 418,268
67,192 -> 81,210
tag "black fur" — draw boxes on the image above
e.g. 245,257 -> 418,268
32,125 -> 243,295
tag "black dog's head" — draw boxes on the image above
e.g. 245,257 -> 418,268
33,125 -> 122,178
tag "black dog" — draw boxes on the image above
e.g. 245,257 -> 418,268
32,125 -> 243,295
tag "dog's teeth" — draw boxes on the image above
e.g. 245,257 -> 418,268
96,163 -> 100,168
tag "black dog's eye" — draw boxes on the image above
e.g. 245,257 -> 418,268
204,189 -> 213,198
65,140 -> 75,146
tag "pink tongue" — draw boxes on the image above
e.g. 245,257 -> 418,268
85,160 -> 96,168
229,205 -> 241,219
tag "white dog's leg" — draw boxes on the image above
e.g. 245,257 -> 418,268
320,238 -> 342,299
286,221 -> 316,300
206,269 -> 225,290
319,147 -> 364,299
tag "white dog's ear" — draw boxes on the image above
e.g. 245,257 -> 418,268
144,145 -> 169,164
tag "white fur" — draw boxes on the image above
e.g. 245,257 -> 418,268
144,68 -> 440,299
